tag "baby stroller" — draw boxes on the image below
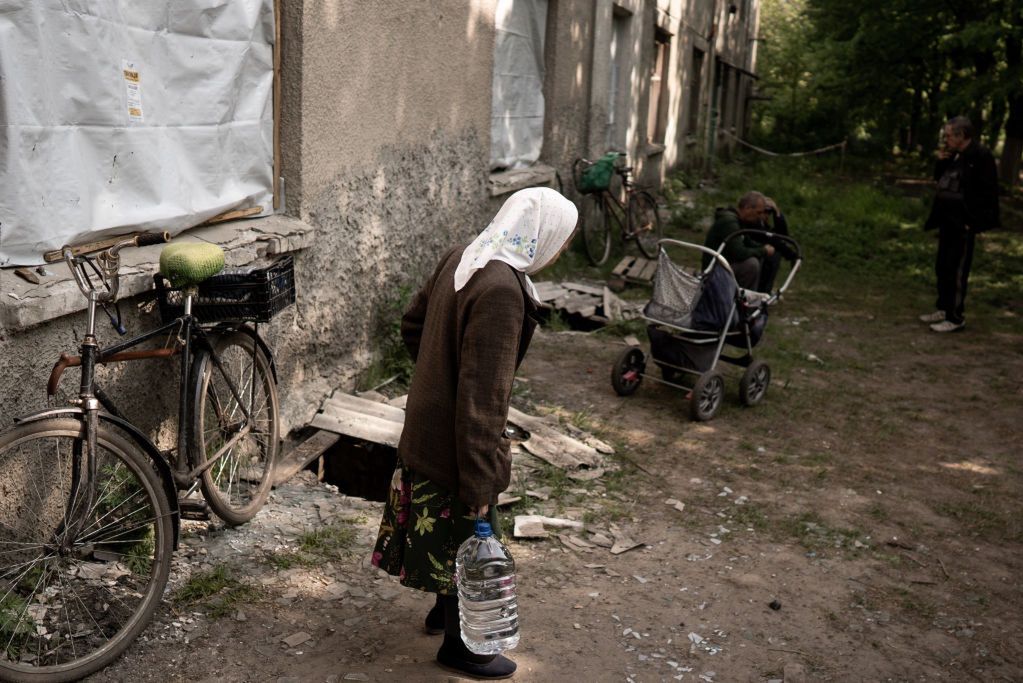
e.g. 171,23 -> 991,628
610,231 -> 803,421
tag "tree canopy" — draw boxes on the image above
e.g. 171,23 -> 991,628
752,0 -> 1022,184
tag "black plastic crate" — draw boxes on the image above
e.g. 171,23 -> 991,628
155,254 -> 296,324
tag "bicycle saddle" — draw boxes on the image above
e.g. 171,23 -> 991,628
159,242 -> 226,287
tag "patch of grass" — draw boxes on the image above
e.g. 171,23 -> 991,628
728,502 -> 769,531
174,564 -> 263,618
175,564 -> 237,605
897,588 -> 938,620
359,284 -> 415,392
298,521 -> 359,557
777,511 -> 865,554
264,551 -> 315,570
933,498 -> 1021,541
868,503 -> 888,521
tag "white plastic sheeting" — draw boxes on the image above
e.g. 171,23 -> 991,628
489,0 -> 548,171
0,1 -> 275,266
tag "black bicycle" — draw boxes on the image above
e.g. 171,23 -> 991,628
573,152 -> 663,266
0,232 -> 292,681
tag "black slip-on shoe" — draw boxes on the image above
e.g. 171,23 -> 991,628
436,645 -> 517,680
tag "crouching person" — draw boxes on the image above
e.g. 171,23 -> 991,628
703,191 -> 792,293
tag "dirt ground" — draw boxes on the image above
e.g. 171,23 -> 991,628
93,290 -> 1023,682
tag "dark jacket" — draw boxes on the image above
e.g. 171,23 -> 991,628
925,140 -> 1000,233
702,207 -> 790,268
398,246 -> 539,508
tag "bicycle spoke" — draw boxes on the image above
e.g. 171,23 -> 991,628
2,557 -> 48,656
53,564 -> 78,663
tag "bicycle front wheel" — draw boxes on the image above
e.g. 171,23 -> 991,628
0,418 -> 173,683
192,329 -> 279,526
629,191 -> 663,259
579,194 -> 611,266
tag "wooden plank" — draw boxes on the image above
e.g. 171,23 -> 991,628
637,258 -> 659,281
533,283 -> 569,302
560,293 -> 599,314
611,256 -> 636,276
202,206 -> 263,226
323,392 -> 406,423
310,409 -> 403,448
272,430 -> 340,486
562,281 -> 605,296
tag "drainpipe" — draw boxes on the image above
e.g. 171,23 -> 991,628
588,0 -> 614,158
703,0 -> 720,173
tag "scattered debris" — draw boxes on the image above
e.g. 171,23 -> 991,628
664,498 -> 686,513
282,631 -> 311,648
513,515 -> 584,539
507,407 -> 604,470
14,267 -> 41,284
532,280 -> 641,324
609,526 -> 644,555
769,600 -> 782,611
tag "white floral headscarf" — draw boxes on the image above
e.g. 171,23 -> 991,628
454,187 -> 578,301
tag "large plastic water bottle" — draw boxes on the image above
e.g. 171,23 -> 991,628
456,519 -> 520,654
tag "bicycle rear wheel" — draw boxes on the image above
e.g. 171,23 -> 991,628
192,329 -> 279,526
579,194 -> 611,266
629,191 -> 663,259
0,418 -> 172,682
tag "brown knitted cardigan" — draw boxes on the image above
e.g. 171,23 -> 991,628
398,246 -> 539,507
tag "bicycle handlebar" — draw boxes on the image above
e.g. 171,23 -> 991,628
61,231 -> 171,303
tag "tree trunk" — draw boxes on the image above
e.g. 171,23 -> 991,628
908,86 -> 923,152
1000,27 -> 1023,187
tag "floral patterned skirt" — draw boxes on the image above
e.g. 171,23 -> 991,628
371,460 -> 499,595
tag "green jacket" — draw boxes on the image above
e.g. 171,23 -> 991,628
702,207 -> 767,268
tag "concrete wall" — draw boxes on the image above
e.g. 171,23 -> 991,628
275,0 -> 498,432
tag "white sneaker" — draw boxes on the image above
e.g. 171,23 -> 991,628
919,310 -> 946,323
930,320 -> 965,333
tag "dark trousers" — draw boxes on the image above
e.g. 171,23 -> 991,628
731,252 -> 783,293
935,224 -> 975,324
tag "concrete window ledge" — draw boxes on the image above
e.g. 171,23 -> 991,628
1,214 -> 316,331
488,163 -> 558,197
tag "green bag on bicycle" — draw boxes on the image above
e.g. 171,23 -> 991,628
578,153 -> 619,194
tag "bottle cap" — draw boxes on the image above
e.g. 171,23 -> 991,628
474,519 -> 493,538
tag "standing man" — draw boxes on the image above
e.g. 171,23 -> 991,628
703,191 -> 792,293
921,116 -> 1000,332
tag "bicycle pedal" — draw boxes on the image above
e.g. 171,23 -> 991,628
178,497 -> 211,521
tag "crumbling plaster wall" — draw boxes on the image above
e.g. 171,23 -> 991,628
274,0 -> 498,433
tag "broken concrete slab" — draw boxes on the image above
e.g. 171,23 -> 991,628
513,514 -> 585,539
507,407 -> 602,470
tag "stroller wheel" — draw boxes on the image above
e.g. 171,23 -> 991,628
612,347 -> 645,396
739,360 -> 771,407
689,371 -> 725,421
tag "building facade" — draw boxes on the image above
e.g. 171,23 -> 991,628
0,0 -> 760,443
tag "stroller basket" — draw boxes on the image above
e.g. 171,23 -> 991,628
155,253 -> 296,324
643,250 -> 702,328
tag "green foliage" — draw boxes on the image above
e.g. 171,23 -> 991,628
174,564 -> 262,618
753,0 -> 1023,158
676,156 -> 1023,331
360,285 -> 415,391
